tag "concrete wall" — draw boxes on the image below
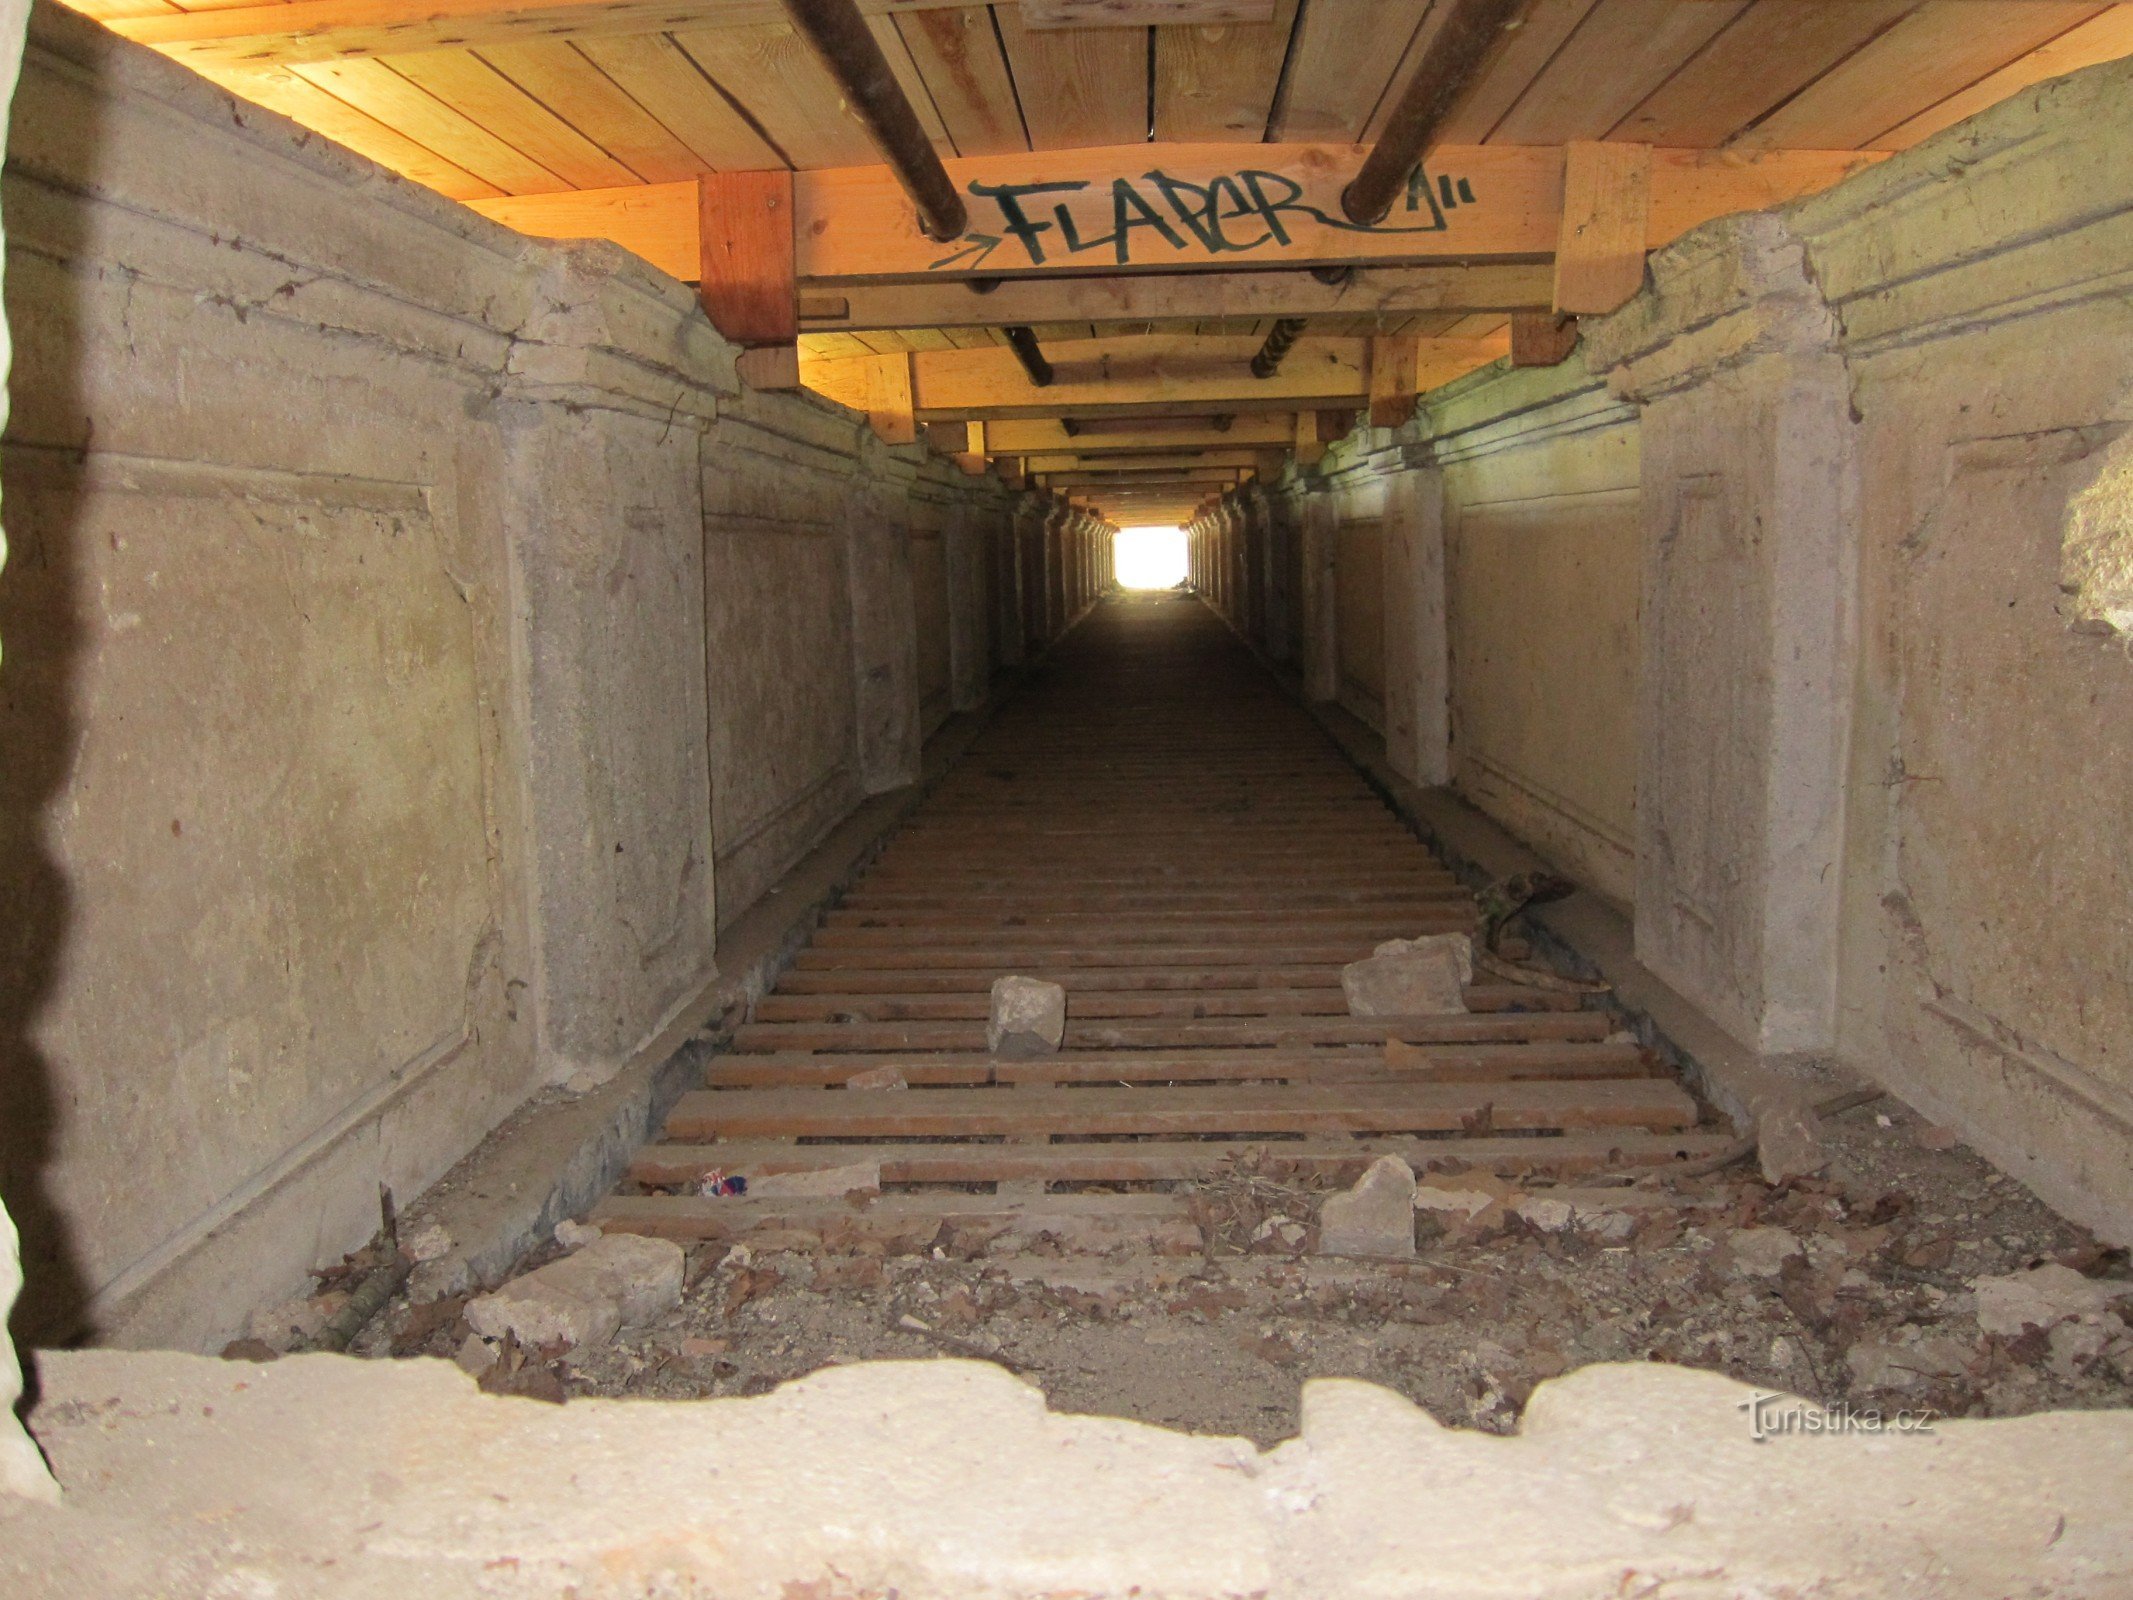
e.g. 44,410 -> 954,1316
0,1 -> 1019,1348
1205,54 -> 2133,1241
1429,361 -> 1643,907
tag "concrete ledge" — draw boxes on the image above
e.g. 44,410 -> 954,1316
398,688 -> 1016,1304
1293,691 -> 1862,1157
10,1348 -> 2131,1596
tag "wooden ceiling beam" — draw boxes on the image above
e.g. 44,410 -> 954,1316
986,417 -> 1295,451
1026,450 -> 1267,473
800,264 -> 1554,331
468,144 -> 1880,287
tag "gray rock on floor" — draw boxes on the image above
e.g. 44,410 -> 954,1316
465,1233 -> 684,1354
1973,1263 -> 2123,1337
989,976 -> 1066,1056
1341,934 -> 1470,1017
1318,1156 -> 1418,1259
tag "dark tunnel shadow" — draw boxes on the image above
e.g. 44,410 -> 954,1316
2,22 -> 98,1383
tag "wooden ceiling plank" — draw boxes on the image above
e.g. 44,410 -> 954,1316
386,47 -> 640,188
1876,3 -> 2133,150
1610,0 -> 1921,148
193,60 -> 503,199
1273,0 -> 1434,143
474,40 -> 711,184
1437,0 -> 1603,142
1152,0 -> 1300,140
800,330 -> 879,357
673,22 -> 882,168
1732,1 -> 2103,153
894,5 -> 1031,156
994,6 -> 1151,149
1489,0 -> 1747,145
290,55 -> 567,193
573,33 -> 785,170
1025,3 -> 1274,28
116,0 -> 1000,68
805,348 -> 919,440
1552,139 -> 1649,313
864,13 -> 958,149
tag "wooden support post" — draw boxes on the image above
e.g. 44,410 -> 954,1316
1293,411 -> 1325,468
698,170 -> 797,346
1510,311 -> 1580,368
867,352 -> 917,444
1367,336 -> 1420,429
1553,141 -> 1652,316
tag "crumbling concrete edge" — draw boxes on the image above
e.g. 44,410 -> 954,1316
1280,675 -> 1862,1162
397,630 -> 1089,1305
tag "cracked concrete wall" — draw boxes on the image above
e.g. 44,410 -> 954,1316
1788,57 -> 2133,1244
0,0 -> 1011,1349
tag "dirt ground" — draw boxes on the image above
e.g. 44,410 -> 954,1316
304,1094 -> 2133,1449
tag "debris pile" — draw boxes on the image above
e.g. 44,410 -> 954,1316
273,1100 -> 2130,1448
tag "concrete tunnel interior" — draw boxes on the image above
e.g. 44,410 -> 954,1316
4,0 -> 2133,1591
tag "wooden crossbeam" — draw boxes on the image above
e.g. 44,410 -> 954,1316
813,332 -> 1507,420
467,144 -> 1881,289
799,264 -> 1555,331
1025,450 -> 1267,472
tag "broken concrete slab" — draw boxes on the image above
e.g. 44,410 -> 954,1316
13,1349 -> 2133,1597
1973,1263 -> 2126,1337
1,1198 -> 59,1503
1317,1156 -> 1416,1259
1340,934 -> 1470,1018
464,1234 -> 684,1353
989,976 -> 1067,1056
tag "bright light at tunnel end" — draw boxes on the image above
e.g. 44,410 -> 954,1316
1114,525 -> 1189,590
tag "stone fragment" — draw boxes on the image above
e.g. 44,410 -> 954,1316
245,1292 -> 336,1352
1412,1169 -> 1510,1221
2048,1314 -> 2123,1380
1846,1331 -> 1974,1392
453,1334 -> 498,1378
1341,934 -> 1470,1018
844,1065 -> 909,1091
464,1234 -> 684,1354
1915,1124 -> 1960,1152
402,1222 -> 455,1263
1973,1263 -> 2121,1337
1511,1196 -> 1576,1232
1728,1227 -> 1804,1278
749,1161 -> 884,1200
1318,1156 -> 1417,1259
988,976 -> 1066,1056
553,1219 -> 602,1250
1755,1100 -> 1830,1185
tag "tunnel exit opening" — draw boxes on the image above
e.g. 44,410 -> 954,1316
1113,526 -> 1188,590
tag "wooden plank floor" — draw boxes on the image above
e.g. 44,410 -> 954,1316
599,594 -> 1723,1249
